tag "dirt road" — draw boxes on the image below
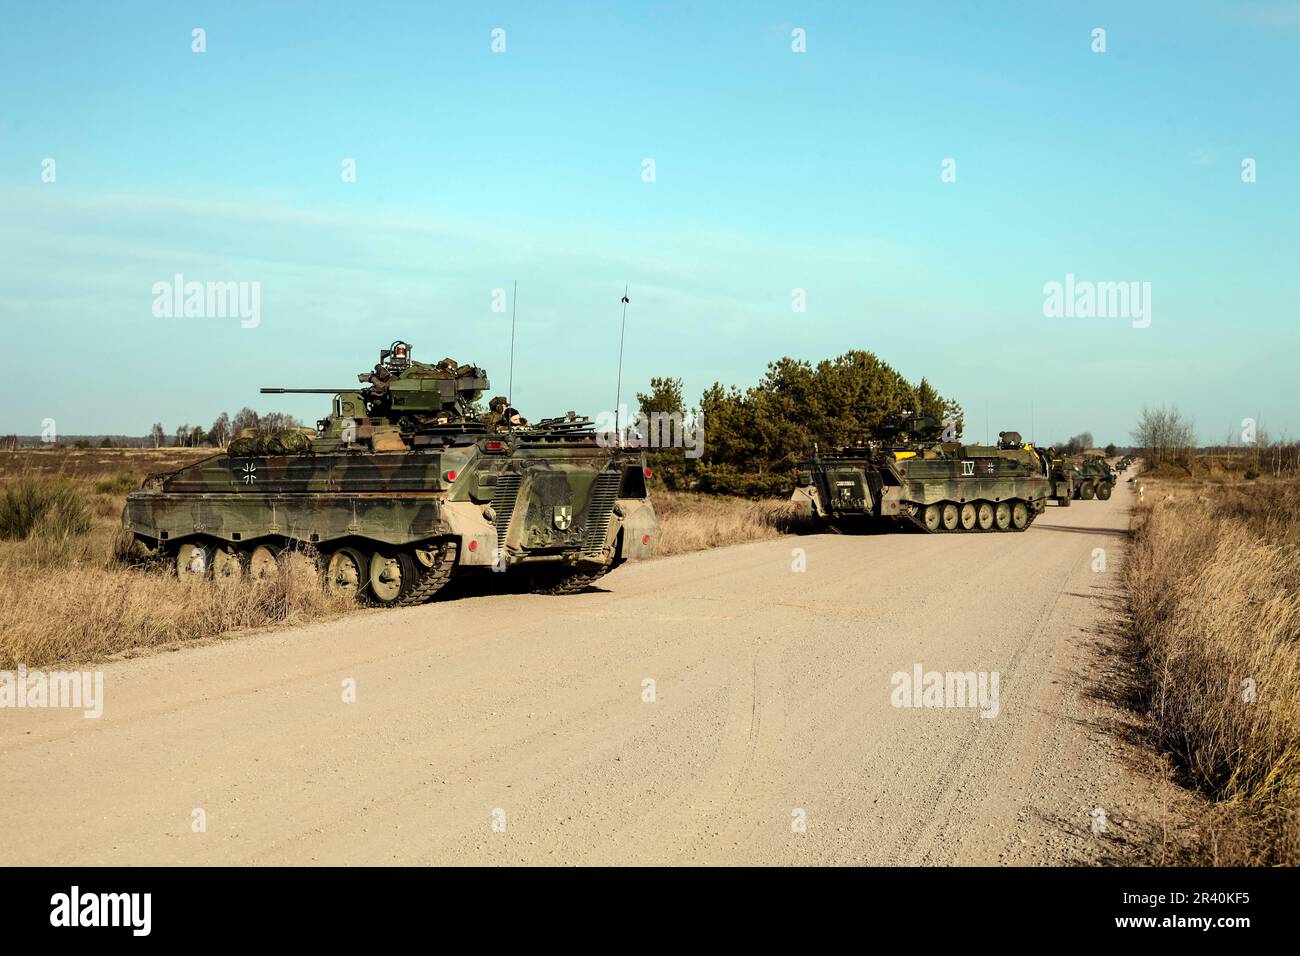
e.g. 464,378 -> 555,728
1,480 -> 1164,865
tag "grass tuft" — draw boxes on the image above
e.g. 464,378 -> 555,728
0,475 -> 92,541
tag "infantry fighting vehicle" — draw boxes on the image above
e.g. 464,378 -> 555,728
1072,452 -> 1115,500
122,342 -> 657,605
791,416 -> 1051,533
1032,446 -> 1077,506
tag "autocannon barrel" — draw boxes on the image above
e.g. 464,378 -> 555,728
259,388 -> 353,394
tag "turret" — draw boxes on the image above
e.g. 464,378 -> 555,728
261,341 -> 490,440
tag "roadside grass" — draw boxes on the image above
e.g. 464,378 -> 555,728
1125,474 -> 1300,864
0,452 -> 810,668
651,490 -> 811,557
0,454 -> 351,669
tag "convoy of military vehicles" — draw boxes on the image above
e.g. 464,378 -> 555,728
121,341 -> 1126,600
790,414 -> 1127,532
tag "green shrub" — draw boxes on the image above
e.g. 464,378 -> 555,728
0,477 -> 92,540
692,463 -> 793,498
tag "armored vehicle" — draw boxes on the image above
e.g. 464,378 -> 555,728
791,418 -> 1051,533
1031,446 -> 1076,506
1072,452 -> 1115,500
123,342 -> 657,605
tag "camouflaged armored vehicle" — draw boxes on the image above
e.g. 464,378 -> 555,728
791,417 -> 1050,533
1031,446 -> 1076,506
1071,452 -> 1115,500
123,341 -> 656,605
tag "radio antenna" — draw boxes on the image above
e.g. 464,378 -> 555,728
614,284 -> 629,445
507,279 -> 517,408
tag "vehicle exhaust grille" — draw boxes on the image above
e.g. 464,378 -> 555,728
581,472 -> 622,555
491,474 -> 522,551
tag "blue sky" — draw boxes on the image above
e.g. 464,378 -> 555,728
1,1 -> 1297,445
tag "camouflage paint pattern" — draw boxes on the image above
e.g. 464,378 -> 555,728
122,341 -> 656,604
792,433 -> 1051,533
1032,446 -> 1077,505
124,433 -> 655,567
1070,454 -> 1115,500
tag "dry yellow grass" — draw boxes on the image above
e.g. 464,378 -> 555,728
0,446 -> 211,482
0,450 -> 353,668
0,453 -> 807,668
651,490 -> 810,557
1126,476 -> 1300,864
0,509 -> 351,669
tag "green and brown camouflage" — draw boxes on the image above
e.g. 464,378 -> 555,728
1031,446 -> 1076,506
123,341 -> 656,605
791,418 -> 1051,532
1071,452 -> 1115,500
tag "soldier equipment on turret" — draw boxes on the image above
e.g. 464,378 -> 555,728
260,341 -> 490,448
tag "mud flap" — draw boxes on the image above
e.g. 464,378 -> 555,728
442,501 -> 498,566
616,499 -> 656,560
790,485 -> 821,519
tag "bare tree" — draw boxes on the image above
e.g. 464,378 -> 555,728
209,412 -> 231,448
1131,404 -> 1196,466
232,407 -> 260,436
150,423 -> 165,449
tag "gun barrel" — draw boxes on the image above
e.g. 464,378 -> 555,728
260,388 -> 351,394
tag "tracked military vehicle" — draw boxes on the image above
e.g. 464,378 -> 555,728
1032,446 -> 1076,506
791,417 -> 1051,533
123,342 -> 656,605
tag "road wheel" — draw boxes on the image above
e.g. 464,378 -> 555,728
1081,481 -> 1096,500
922,504 -> 942,532
175,542 -> 211,578
324,547 -> 368,600
369,550 -> 417,605
248,543 -> 281,581
994,502 -> 1011,530
211,547 -> 242,580
1097,482 -> 1113,500
976,502 -> 995,531
1011,501 -> 1030,530
959,503 -> 977,530
941,503 -> 959,531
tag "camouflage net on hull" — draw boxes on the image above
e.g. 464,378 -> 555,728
227,431 -> 315,457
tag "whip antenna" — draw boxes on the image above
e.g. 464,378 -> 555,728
507,279 -> 517,407
615,284 -> 629,445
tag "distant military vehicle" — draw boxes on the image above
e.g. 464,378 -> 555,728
791,417 -> 1051,532
1072,452 -> 1115,500
123,341 -> 657,604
